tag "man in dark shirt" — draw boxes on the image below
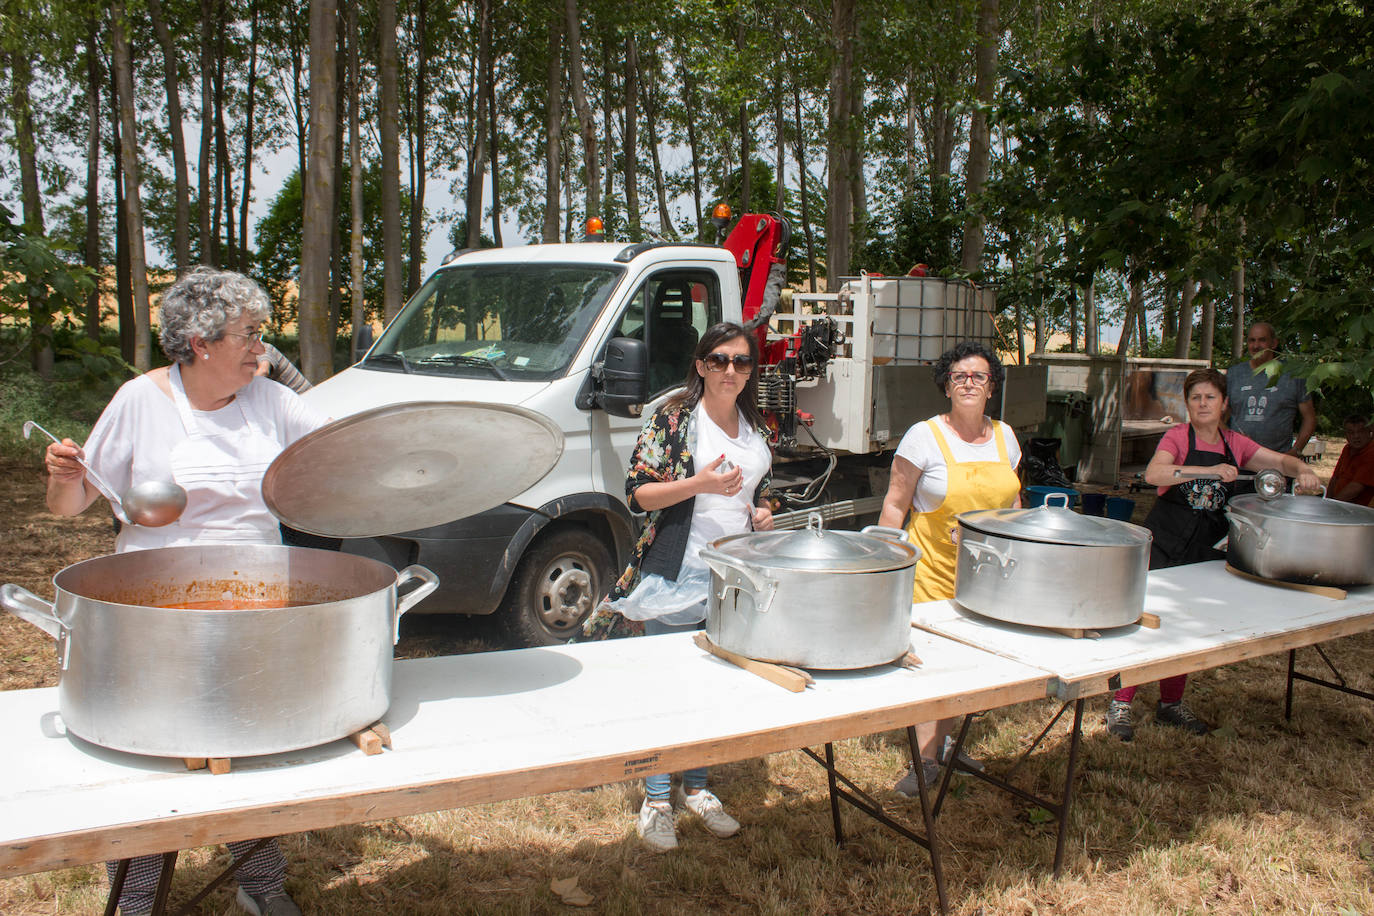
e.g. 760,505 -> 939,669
1227,322 -> 1316,456
1329,414 -> 1374,506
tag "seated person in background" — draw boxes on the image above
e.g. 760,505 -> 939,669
1329,414 -> 1374,506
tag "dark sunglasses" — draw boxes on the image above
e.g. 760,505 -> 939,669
701,352 -> 755,372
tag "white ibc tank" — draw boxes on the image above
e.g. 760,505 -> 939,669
865,277 -> 996,363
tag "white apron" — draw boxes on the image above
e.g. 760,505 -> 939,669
115,365 -> 284,552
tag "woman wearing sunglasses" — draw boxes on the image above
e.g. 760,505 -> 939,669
581,321 -> 774,852
878,341 -> 1022,796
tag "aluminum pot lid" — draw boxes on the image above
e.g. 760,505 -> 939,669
709,518 -> 917,573
958,504 -> 1152,547
1229,493 -> 1374,526
264,401 -> 564,537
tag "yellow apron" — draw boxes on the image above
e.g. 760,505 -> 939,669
905,418 -> 1022,602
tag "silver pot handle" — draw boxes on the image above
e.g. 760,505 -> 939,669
2,584 -> 72,670
392,565 -> 440,644
699,547 -> 779,614
860,525 -> 910,543
1042,492 -> 1072,509
960,539 -> 1018,578
1225,510 -> 1270,549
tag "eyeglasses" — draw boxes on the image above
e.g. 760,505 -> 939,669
701,352 -> 754,373
222,330 -> 265,346
948,370 -> 990,386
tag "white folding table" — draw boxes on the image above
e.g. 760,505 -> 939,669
912,560 -> 1374,872
0,627 -> 1052,915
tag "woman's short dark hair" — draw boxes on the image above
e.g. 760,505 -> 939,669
666,322 -> 766,430
932,341 -> 1005,394
1183,367 -> 1228,400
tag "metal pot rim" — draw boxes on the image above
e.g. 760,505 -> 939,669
708,528 -> 918,573
958,507 -> 1152,548
1228,493 -> 1374,527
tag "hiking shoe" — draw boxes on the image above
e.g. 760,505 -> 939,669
235,887 -> 302,916
939,734 -> 985,772
636,798 -> 678,852
1156,700 -> 1211,735
682,789 -> 740,838
893,758 -> 942,797
1105,699 -> 1134,741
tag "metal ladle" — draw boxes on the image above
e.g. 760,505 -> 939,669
23,421 -> 187,527
1174,467 -> 1286,499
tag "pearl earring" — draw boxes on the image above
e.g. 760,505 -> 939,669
203,354 -> 209,360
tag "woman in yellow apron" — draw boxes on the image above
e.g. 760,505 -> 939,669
878,341 -> 1022,796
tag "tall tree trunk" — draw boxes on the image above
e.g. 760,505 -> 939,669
1137,287 -> 1148,352
215,28 -> 235,270
146,0 -> 192,272
1118,266 -> 1143,356
465,0 -> 492,248
1084,278 -> 1098,354
1068,287 -> 1078,352
1174,278 -> 1199,357
199,0 -> 215,262
623,36 -> 641,241
825,0 -> 856,290
328,8 -> 346,337
564,0 -> 599,220
407,0 -> 429,292
600,42 -> 614,218
904,66 -> 917,186
111,0 -> 153,371
1199,286 -> 1215,362
541,11 -> 563,242
683,64 -> 702,237
960,0 -> 998,275
791,57 -> 817,291
1231,233 -> 1245,359
774,76 -> 785,214
488,49 -> 503,246
848,65 -> 866,255
240,0 -> 259,272
111,63 -> 134,362
290,18 -> 307,182
8,50 -> 53,377
298,0 -> 340,382
348,0 -> 365,359
84,22 -> 102,338
378,0 -> 404,320
1032,232 -> 1045,353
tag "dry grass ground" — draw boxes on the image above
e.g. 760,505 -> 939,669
3,448 -> 1373,915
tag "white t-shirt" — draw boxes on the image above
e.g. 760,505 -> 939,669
83,373 -> 328,551
682,404 -> 771,571
894,414 -> 1021,513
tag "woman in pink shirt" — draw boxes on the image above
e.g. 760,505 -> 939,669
1106,367 -> 1320,742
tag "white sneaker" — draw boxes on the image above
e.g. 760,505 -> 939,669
682,789 -> 741,838
636,798 -> 678,852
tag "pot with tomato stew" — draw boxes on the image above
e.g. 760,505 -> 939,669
2,544 -> 437,758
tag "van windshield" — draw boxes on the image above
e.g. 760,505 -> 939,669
364,262 -> 624,380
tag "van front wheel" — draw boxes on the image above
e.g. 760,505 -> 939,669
500,528 -> 613,646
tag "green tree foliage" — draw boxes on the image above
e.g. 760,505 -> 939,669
254,164 -> 413,330
993,0 -> 1374,380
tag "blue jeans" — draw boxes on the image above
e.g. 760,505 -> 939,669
643,617 -> 708,801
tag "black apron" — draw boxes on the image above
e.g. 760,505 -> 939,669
1144,425 -> 1239,570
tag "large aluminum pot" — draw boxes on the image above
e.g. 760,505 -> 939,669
699,513 -> 920,669
2,544 -> 438,758
955,498 -> 1152,630
1226,492 -> 1374,586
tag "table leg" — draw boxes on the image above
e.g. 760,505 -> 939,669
1285,649 -> 1296,720
149,851 -> 178,915
1052,699 -> 1085,876
824,742 -> 844,845
909,727 -> 950,914
104,860 -> 130,916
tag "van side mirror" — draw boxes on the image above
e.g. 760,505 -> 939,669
597,337 -> 649,417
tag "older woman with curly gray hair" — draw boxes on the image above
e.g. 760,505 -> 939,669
43,266 -> 324,916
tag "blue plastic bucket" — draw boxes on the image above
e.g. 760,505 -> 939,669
1025,485 -> 1080,508
1081,492 -> 1108,516
1104,496 -> 1136,521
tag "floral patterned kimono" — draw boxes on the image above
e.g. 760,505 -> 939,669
579,400 -> 772,640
